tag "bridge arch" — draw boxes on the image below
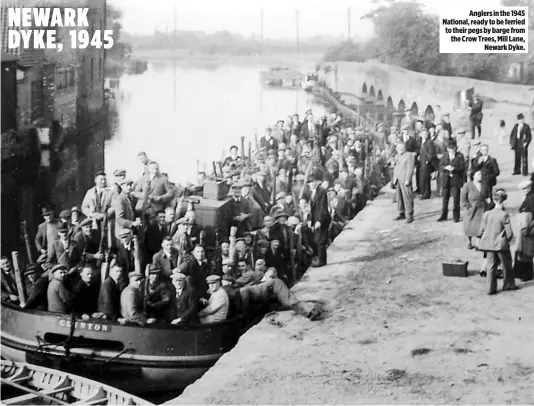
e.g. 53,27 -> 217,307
410,102 -> 418,116
369,85 -> 376,99
424,105 -> 435,123
377,90 -> 384,103
398,99 -> 405,112
362,83 -> 367,95
386,96 -> 394,109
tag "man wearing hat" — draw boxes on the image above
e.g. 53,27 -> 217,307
229,182 -> 252,236
470,143 -> 500,200
307,172 -> 331,267
72,265 -> 100,318
241,181 -> 263,229
46,222 -> 81,270
81,171 -> 112,226
70,206 -> 84,229
73,218 -> 103,269
270,212 -> 291,262
438,139 -> 465,222
47,265 -> 72,314
132,161 -> 173,217
469,94 -> 483,139
169,271 -> 199,324
152,237 -> 180,280
198,274 -> 229,323
510,113 -> 532,176
113,178 -> 140,240
145,265 -> 172,321
119,271 -> 155,326
116,230 -> 138,274
35,206 -> 60,262
111,169 -> 127,200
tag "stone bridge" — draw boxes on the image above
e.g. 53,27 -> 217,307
323,61 -> 532,129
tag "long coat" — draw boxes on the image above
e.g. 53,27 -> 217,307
310,186 -> 331,246
392,152 -> 415,185
461,181 -> 485,237
35,221 -> 60,259
81,187 -> 113,219
510,123 -> 532,151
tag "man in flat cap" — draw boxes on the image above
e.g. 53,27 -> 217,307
46,222 -> 81,270
438,139 -> 465,222
113,178 -> 141,241
73,218 -> 103,270
81,171 -> 112,230
198,274 -> 229,323
169,271 -> 199,324
132,161 -> 173,217
97,263 -> 127,321
35,206 -> 60,263
260,127 -> 279,151
110,169 -> 127,200
145,265 -> 172,321
229,182 -> 252,236
119,271 -> 155,326
47,265 -> 72,314
510,113 -> 532,176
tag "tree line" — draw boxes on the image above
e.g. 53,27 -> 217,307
323,0 -> 532,84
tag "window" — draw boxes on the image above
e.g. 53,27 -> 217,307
56,67 -> 75,90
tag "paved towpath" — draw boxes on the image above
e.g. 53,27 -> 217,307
170,100 -> 534,405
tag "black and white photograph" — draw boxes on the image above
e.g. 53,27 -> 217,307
0,0 -> 533,404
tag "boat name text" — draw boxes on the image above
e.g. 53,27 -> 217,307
57,319 -> 111,332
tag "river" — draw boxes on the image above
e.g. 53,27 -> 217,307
105,60 -> 326,184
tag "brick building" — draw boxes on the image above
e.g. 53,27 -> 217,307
1,0 -> 108,253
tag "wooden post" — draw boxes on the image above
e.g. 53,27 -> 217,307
143,264 -> 150,314
21,221 -> 34,264
133,235 -> 141,274
11,252 -> 26,307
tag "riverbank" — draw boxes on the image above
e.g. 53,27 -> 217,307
170,101 -> 534,404
130,49 -> 322,69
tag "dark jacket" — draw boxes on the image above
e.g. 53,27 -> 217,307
72,279 -> 100,316
98,277 -> 126,320
222,285 -> 242,319
169,285 -> 199,323
310,186 -> 331,246
510,123 -> 532,150
440,151 -> 466,189
181,260 -> 209,298
470,155 -> 500,198
419,138 -> 437,170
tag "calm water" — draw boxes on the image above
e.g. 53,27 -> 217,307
105,61 -> 325,183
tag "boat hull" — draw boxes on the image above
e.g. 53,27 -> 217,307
0,302 -> 246,395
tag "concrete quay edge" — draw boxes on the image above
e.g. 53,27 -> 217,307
168,189 -> 395,405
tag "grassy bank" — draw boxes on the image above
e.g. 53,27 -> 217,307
173,101 -> 534,404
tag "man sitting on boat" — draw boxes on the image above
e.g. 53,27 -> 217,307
72,265 -> 99,319
1,256 -> 18,303
97,263 -> 127,321
198,274 -> 229,324
119,271 -> 156,326
145,265 -> 172,321
169,271 -> 199,324
47,265 -> 73,314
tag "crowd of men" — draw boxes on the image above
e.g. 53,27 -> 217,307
4,103 -> 529,323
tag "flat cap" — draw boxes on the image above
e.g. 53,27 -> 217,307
71,206 -> 81,214
128,271 -> 144,279
58,223 -> 69,233
80,218 -> 92,228
269,234 -> 280,242
118,229 -> 132,238
59,209 -> 71,219
206,274 -> 221,284
230,183 -> 242,189
171,272 -> 186,281
51,264 -> 67,273
287,216 -> 300,226
149,265 -> 161,274
95,170 -> 106,177
275,212 -> 289,220
113,169 -> 126,177
229,145 -> 238,151
275,191 -> 286,200
176,217 -> 188,225
257,239 -> 269,247
120,178 -> 134,186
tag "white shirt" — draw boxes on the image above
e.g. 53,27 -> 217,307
199,288 -> 229,324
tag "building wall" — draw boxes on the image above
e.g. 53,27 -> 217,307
1,60 -> 18,132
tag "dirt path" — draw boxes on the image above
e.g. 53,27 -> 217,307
171,101 -> 534,405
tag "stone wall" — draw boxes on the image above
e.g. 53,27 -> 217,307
326,61 -> 532,126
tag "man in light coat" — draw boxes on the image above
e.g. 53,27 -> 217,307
198,275 -> 229,324
113,179 -> 141,240
392,142 -> 416,223
81,171 -> 113,227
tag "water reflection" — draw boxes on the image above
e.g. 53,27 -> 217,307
105,62 -> 325,184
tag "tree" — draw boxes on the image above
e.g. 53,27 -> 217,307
362,1 -> 450,75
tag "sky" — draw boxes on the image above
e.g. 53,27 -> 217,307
111,0 -> 503,38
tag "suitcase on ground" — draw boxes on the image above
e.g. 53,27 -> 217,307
513,255 -> 533,282
442,260 -> 468,277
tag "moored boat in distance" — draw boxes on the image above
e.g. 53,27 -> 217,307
301,72 -> 318,91
0,301 -> 250,396
1,359 -> 154,405
260,67 -> 303,89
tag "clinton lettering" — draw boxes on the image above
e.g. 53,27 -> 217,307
57,319 -> 111,332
